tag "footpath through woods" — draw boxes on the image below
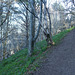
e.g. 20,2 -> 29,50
33,29 -> 75,75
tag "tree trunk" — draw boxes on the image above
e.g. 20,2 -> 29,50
26,4 -> 29,48
33,0 -> 42,42
28,0 -> 35,56
43,0 -> 53,46
0,0 -> 3,60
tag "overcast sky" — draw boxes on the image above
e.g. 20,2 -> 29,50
47,0 -> 74,9
47,0 -> 62,6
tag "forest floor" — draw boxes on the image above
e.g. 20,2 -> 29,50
33,29 -> 75,75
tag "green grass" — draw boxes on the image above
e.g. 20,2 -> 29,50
53,26 -> 75,44
0,27 -> 75,75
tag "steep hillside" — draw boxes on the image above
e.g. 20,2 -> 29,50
0,27 -> 75,75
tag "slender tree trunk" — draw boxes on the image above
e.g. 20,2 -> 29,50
43,0 -> 53,46
28,0 -> 35,56
5,16 -> 9,59
26,4 -> 29,48
44,0 -> 47,28
1,26 -> 3,60
33,0 -> 42,42
0,0 -> 3,60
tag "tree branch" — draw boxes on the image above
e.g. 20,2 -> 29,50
0,11 -> 10,27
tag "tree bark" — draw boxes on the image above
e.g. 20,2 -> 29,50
26,4 -> 29,48
43,0 -> 53,46
33,0 -> 42,42
28,0 -> 35,56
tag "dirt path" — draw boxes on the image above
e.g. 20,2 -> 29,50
33,29 -> 75,75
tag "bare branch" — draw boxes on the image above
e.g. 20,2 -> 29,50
0,28 -> 16,41
0,11 -> 10,27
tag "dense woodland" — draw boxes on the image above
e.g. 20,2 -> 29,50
0,0 -> 75,61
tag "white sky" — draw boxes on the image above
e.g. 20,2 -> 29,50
47,0 -> 74,9
47,0 -> 63,7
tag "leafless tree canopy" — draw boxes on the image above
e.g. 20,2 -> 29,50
0,0 -> 75,60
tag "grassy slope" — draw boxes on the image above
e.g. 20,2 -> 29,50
0,27 -> 75,75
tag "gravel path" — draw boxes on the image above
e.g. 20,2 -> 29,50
33,29 -> 75,75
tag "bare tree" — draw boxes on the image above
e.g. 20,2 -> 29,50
28,0 -> 35,56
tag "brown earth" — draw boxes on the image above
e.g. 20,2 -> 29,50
33,29 -> 75,75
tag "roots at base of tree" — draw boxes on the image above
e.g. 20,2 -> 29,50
46,39 -> 55,46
